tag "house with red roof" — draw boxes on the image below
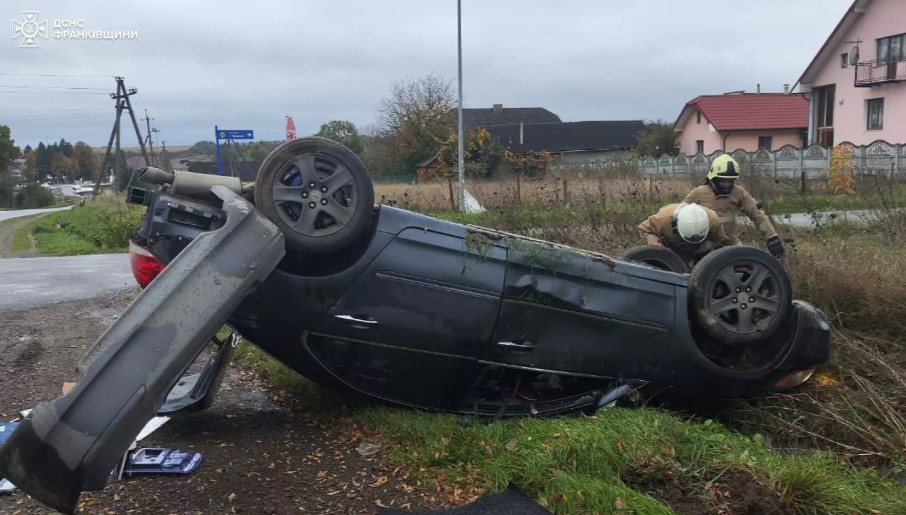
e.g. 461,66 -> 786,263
792,0 -> 905,146
672,91 -> 810,155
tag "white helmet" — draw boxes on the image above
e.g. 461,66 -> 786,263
673,202 -> 710,244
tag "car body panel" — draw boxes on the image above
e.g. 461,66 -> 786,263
0,186 -> 286,514
303,222 -> 509,410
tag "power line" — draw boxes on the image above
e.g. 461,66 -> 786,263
4,115 -> 110,122
0,72 -> 114,78
0,85 -> 108,91
0,91 -> 109,95
3,108 -> 109,112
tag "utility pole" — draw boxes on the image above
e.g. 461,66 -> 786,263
142,109 -> 159,166
93,76 -> 150,196
160,140 -> 170,172
456,0 -> 465,212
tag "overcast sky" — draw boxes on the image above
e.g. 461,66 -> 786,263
2,0 -> 852,150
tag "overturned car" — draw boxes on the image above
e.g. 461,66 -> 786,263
0,137 -> 831,513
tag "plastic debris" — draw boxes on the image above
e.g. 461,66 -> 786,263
123,448 -> 202,477
356,442 -> 382,457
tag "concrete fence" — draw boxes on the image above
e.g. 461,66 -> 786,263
547,140 -> 906,179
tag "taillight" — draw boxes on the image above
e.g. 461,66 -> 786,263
129,240 -> 166,289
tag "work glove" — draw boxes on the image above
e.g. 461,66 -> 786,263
645,234 -> 661,246
766,235 -> 784,259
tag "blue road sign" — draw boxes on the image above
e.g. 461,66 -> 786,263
214,126 -> 255,175
217,129 -> 254,140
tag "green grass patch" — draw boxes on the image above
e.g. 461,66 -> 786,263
21,196 -> 144,256
233,345 -> 906,514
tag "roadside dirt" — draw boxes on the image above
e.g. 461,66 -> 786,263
0,216 -> 38,258
622,458 -> 786,515
0,290 -> 449,514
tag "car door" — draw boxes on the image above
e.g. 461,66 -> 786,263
305,222 -> 507,411
0,186 -> 286,514
480,237 -> 680,381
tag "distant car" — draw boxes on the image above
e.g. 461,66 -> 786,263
0,137 -> 831,514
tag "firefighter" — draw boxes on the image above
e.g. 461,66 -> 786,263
638,201 -> 736,266
682,153 -> 784,258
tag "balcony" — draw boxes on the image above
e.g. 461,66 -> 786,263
854,58 -> 906,87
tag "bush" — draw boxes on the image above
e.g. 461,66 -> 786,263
29,195 -> 144,253
14,183 -> 56,209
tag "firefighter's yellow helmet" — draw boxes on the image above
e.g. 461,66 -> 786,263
707,154 -> 741,181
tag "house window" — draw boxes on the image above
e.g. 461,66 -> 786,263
758,136 -> 773,150
695,140 -> 704,154
877,33 -> 906,63
696,111 -> 701,124
867,98 -> 884,130
841,53 -> 848,68
814,84 -> 835,133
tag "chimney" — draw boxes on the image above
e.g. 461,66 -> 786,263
783,84 -> 790,94
519,121 -> 524,145
757,83 -> 761,93
493,103 -> 503,115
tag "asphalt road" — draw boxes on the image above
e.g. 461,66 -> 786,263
0,253 -> 134,312
0,205 -> 73,222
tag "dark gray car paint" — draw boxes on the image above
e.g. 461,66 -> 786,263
0,185 -> 286,514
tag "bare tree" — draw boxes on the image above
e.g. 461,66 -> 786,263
376,74 -> 457,172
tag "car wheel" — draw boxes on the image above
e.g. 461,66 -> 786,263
687,245 -> 792,346
254,137 -> 375,253
622,245 -> 690,274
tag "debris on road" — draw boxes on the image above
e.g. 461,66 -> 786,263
0,421 -> 19,495
356,442 -> 382,457
122,448 -> 203,478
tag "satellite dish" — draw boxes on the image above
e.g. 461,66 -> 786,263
850,45 -> 860,65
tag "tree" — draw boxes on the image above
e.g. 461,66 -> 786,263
359,124 -> 402,176
435,127 -> 507,179
316,120 -> 363,155
0,124 -> 20,174
190,141 -> 216,155
73,141 -> 99,180
631,120 -> 679,158
376,74 -> 457,172
35,142 -> 50,177
23,147 -> 37,182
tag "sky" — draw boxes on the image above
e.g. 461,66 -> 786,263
2,0 -> 853,150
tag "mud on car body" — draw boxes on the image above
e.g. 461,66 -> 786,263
0,137 -> 831,514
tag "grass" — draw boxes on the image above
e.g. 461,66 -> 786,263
233,343 -> 906,514
374,173 -> 906,216
15,194 -> 144,256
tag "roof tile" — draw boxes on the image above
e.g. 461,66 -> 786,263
687,93 -> 809,131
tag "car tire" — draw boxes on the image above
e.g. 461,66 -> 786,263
254,137 -> 375,253
622,245 -> 690,274
687,245 -> 792,347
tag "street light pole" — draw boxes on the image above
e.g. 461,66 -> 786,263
457,0 -> 465,212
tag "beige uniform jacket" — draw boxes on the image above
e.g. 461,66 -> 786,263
682,184 -> 777,240
637,203 -> 736,262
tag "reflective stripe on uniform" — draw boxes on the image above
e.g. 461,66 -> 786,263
719,214 -> 736,223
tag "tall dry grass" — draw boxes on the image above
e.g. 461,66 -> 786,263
375,174 -> 698,212
374,171 -> 866,213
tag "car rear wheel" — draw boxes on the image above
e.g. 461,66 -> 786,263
687,245 -> 792,347
622,245 -> 690,274
254,137 -> 375,253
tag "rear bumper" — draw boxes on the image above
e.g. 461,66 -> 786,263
0,186 -> 285,514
